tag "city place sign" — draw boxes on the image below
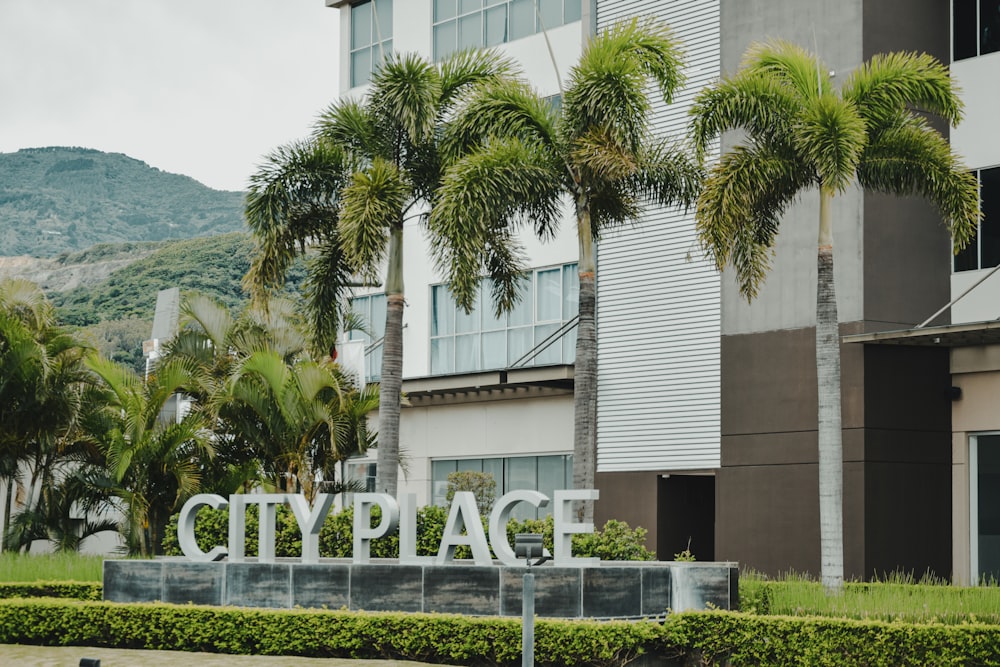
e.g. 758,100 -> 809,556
177,489 -> 600,568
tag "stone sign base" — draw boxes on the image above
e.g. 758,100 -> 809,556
103,559 -> 738,618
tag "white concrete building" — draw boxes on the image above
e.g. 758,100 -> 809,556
327,0 -> 722,551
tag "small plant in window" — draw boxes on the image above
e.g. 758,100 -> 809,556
445,471 -> 497,515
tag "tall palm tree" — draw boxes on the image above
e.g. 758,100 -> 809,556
690,42 -> 980,591
245,50 -> 515,496
430,18 -> 701,522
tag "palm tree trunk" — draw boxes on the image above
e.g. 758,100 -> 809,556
572,199 -> 598,523
816,185 -> 844,593
375,225 -> 404,496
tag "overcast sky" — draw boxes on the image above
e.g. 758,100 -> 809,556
0,0 -> 340,192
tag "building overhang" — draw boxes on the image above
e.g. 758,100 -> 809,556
842,320 -> 1000,348
401,365 -> 574,406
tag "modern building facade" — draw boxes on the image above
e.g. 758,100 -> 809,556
326,0 -> 1000,581
326,0 -> 722,545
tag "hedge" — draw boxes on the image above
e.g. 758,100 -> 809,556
2,599 -> 1000,666
0,582 -> 102,601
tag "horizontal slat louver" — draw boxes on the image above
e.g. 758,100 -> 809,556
595,0 -> 721,472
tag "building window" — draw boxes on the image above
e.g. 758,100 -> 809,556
347,292 -> 386,381
430,263 -> 578,375
351,0 -> 393,87
954,0 -> 1000,61
431,454 -> 572,519
955,167 -> 1000,271
433,0 -> 581,60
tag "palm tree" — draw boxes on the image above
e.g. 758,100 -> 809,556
85,355 -> 214,556
245,50 -> 515,496
430,18 -> 701,522
162,292 -> 379,499
690,42 -> 980,591
0,279 -> 95,551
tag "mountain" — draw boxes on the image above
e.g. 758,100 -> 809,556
0,146 -> 246,257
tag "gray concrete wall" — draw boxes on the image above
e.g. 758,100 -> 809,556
719,0 -> 866,335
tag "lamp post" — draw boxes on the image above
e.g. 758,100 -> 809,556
514,533 -> 545,667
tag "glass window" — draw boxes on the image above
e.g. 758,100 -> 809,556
434,21 -> 458,58
350,0 -> 394,87
429,264 -> 578,374
458,13 -> 484,50
432,285 -> 455,336
432,0 -> 580,60
432,460 -> 458,506
564,0 -> 581,23
348,293 -> 387,382
982,0 -> 1000,55
435,0 -> 457,21
954,0 -> 1000,60
485,4 -> 508,46
431,454 -> 571,519
537,268 -> 562,321
955,168 -> 1000,272
509,0 -> 535,40
538,0 -> 562,28
983,168 -> 1000,268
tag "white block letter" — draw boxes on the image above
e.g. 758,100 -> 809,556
288,494 -> 335,564
488,490 -> 550,566
178,493 -> 228,561
353,493 -> 399,564
437,491 -> 492,566
553,489 -> 600,567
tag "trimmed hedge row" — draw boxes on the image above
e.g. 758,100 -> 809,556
2,599 -> 1000,666
0,582 -> 102,601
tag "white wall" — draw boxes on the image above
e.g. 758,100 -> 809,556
949,51 -> 1000,324
396,394 -> 574,504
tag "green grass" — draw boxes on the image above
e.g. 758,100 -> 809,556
0,553 -> 104,583
742,571 -> 1000,624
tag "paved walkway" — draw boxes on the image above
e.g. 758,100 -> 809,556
0,645 -> 442,666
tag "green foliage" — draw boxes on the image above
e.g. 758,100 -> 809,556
0,146 -> 246,257
4,599 -> 1000,666
739,573 -> 1000,625
161,503 -> 654,562
52,233 -> 258,325
445,471 -> 496,514
0,582 -> 101,600
0,552 -> 104,583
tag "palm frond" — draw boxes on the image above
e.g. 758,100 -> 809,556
442,79 -> 560,164
857,117 -> 981,252
697,144 -> 811,298
244,139 -> 349,298
338,157 -> 411,275
437,48 -> 518,108
689,72 -> 800,159
429,137 -> 562,311
742,40 -> 831,101
370,52 -> 442,146
315,99 -> 382,158
842,50 -> 964,127
628,138 -> 704,210
794,95 -> 866,191
304,239 -> 355,357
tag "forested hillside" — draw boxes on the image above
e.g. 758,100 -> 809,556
0,147 -> 245,256
53,233 -> 259,325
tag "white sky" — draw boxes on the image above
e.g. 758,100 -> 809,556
0,0 -> 341,192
